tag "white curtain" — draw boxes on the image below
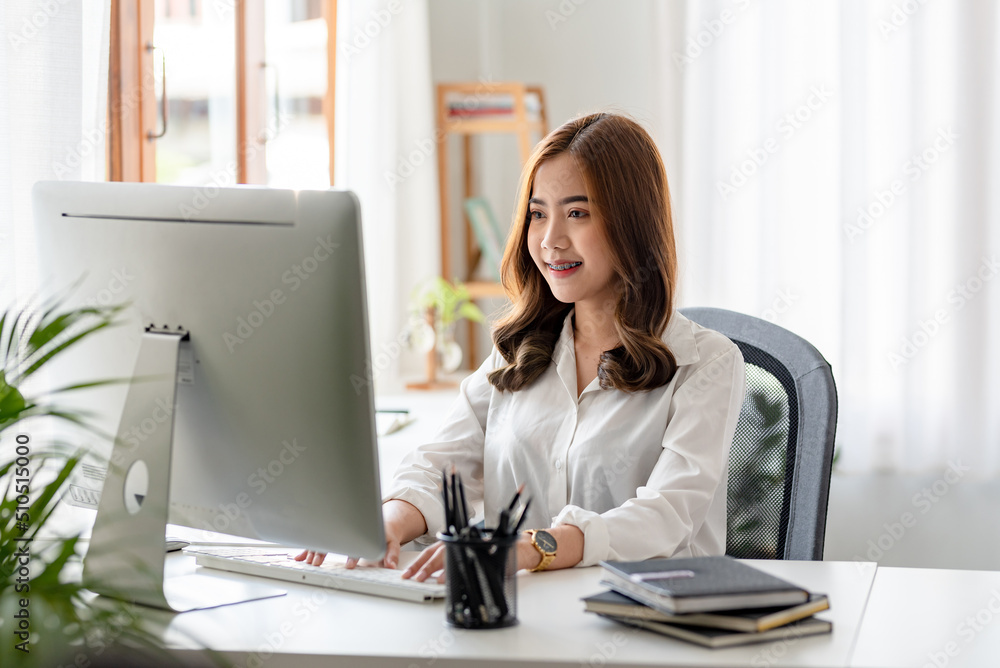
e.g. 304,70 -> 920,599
333,0 -> 440,392
0,1 -> 110,308
665,0 -> 1000,475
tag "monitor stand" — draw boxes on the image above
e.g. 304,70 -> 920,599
82,328 -> 285,612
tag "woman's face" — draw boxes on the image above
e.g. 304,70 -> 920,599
526,153 -> 617,310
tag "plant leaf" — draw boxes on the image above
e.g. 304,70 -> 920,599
457,301 -> 485,324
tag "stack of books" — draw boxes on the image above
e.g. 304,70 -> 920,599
444,91 -> 544,120
585,556 -> 832,649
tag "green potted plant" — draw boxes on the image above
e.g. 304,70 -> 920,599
404,277 -> 485,390
0,293 -> 175,666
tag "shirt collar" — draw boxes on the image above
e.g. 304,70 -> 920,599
663,310 -> 700,366
554,307 -> 701,367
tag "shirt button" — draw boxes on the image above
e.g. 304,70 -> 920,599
555,460 -> 563,470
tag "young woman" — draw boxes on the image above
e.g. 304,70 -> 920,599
297,112 -> 745,580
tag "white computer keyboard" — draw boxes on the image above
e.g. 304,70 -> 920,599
188,547 -> 446,603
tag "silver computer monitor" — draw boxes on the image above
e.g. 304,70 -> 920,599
33,181 -> 385,610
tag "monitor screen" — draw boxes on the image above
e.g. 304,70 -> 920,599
33,181 -> 386,561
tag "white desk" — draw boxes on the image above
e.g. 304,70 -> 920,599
148,557 -> 874,668
850,566 -> 1000,667
57,392 -> 1000,666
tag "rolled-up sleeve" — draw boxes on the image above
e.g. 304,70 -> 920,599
382,349 -> 499,541
553,346 -> 745,566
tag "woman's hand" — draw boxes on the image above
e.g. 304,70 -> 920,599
400,540 -> 447,583
516,533 -> 542,571
401,529 -> 560,582
292,548 -> 391,569
294,548 -> 329,567
294,498 -> 428,570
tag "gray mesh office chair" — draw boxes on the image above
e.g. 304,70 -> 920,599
680,307 -> 838,561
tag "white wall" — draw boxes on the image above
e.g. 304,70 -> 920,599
426,0 -> 670,364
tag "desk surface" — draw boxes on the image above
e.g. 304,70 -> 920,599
154,557 -> 875,668
56,393 -> 1000,666
851,566 -> 1000,668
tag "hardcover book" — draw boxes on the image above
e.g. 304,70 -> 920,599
599,556 -> 809,614
600,613 -> 833,649
583,590 -> 829,632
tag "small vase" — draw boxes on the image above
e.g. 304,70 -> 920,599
438,326 -> 463,373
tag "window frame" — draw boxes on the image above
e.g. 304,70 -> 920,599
107,0 -> 337,185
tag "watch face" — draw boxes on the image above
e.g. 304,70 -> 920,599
535,530 -> 557,553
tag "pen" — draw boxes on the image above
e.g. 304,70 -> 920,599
497,508 -> 510,538
457,474 -> 470,531
376,408 -> 410,414
512,498 -> 531,534
507,483 -> 526,512
439,466 -> 532,626
450,466 -> 464,532
441,467 -> 454,533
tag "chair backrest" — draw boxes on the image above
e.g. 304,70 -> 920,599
680,307 -> 838,561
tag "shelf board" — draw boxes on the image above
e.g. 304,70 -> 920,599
441,118 -> 546,134
465,281 -> 506,298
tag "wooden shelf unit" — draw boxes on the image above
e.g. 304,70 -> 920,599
435,81 -> 547,366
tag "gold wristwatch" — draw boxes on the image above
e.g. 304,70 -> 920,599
525,529 -> 557,572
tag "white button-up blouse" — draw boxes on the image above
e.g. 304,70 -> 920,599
383,309 -> 746,566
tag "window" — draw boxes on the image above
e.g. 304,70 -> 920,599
107,0 -> 336,186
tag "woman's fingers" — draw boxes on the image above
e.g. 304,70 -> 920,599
382,540 -> 401,570
295,543 -> 406,571
401,542 -> 436,578
293,550 -> 327,566
403,541 -> 446,582
413,544 -> 446,583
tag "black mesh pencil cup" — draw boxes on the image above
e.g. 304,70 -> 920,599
438,531 -> 518,629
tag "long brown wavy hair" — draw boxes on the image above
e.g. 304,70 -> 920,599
488,112 -> 679,393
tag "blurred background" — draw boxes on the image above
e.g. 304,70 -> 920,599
1,0 -> 998,568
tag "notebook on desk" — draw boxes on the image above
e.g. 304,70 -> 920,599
599,555 -> 810,614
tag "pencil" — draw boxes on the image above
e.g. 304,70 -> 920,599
507,483 -> 526,511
